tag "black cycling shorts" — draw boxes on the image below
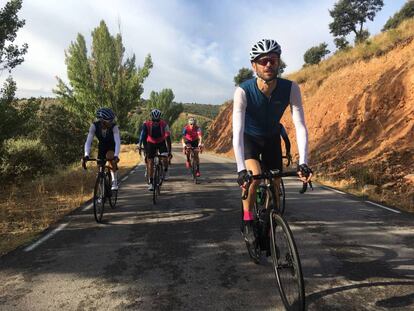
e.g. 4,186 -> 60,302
185,139 -> 199,148
146,141 -> 168,159
244,133 -> 282,171
98,143 -> 115,161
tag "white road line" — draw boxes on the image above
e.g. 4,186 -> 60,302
82,203 -> 93,212
322,186 -> 401,214
24,223 -> 69,252
366,201 -> 401,214
121,176 -> 129,182
322,186 -> 346,195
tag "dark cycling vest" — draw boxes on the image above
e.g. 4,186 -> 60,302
94,121 -> 115,150
239,77 -> 292,137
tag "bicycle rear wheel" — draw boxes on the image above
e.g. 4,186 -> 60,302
152,164 -> 159,204
192,156 -> 198,184
270,211 -> 305,311
93,175 -> 105,223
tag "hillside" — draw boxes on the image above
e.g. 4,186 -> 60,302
205,22 -> 414,210
182,103 -> 221,119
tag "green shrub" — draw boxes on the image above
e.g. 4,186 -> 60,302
38,104 -> 85,165
0,138 -> 52,180
383,1 -> 414,31
120,130 -> 137,144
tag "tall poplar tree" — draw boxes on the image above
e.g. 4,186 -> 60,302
54,20 -> 153,128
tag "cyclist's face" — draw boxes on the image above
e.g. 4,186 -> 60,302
252,53 -> 279,82
102,120 -> 112,128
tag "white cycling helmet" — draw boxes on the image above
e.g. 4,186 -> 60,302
188,117 -> 196,125
150,108 -> 162,120
250,39 -> 281,61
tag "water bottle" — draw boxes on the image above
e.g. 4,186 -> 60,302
256,185 -> 265,205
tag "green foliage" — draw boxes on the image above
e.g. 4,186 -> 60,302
234,67 -> 254,86
329,0 -> 384,43
303,43 -> 330,65
54,20 -> 153,128
0,138 -> 52,180
0,0 -> 28,72
0,78 -> 41,143
170,117 -> 188,142
119,130 -> 136,144
334,37 -> 350,51
37,104 -> 85,165
181,103 -> 220,119
170,114 -> 211,142
383,1 -> 414,31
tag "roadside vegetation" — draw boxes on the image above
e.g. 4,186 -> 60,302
0,145 -> 139,256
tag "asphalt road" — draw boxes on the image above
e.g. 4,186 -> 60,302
1,146 -> 414,310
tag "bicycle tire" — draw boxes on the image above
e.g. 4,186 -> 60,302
93,175 -> 105,223
280,178 -> 286,215
192,156 -> 198,184
157,164 -> 162,195
153,164 -> 159,204
105,171 -> 118,209
270,211 -> 305,311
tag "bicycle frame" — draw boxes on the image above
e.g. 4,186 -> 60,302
185,146 -> 200,183
83,158 -> 117,222
151,153 -> 168,204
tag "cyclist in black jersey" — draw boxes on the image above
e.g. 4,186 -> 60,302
83,108 -> 121,190
232,39 -> 313,246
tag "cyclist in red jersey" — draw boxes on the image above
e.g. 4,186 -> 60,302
181,117 -> 203,177
138,109 -> 172,191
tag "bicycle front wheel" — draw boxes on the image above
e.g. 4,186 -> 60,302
270,211 -> 305,310
280,178 -> 286,215
93,176 -> 105,223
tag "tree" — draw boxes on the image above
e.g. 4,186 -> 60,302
383,0 -> 414,31
54,20 -> 153,128
329,0 -> 384,44
0,0 -> 28,73
278,59 -> 287,77
0,0 -> 30,143
234,67 -> 253,86
303,43 -> 330,65
334,37 -> 350,51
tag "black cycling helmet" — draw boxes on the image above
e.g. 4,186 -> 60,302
96,107 -> 115,122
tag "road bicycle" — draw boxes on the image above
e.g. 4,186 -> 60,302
185,146 -> 201,184
151,153 -> 168,204
242,168 -> 305,311
83,158 -> 118,223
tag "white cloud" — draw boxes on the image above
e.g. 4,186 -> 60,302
3,0 -> 407,104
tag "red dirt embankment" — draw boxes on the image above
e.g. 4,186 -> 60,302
205,39 -> 414,210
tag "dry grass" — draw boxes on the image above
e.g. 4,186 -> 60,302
315,175 -> 414,212
287,18 -> 414,93
0,145 -> 140,256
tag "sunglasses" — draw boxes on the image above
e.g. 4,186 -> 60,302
255,57 -> 278,66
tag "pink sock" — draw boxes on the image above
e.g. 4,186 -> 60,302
243,211 -> 254,221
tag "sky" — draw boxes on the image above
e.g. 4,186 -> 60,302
2,0 -> 408,104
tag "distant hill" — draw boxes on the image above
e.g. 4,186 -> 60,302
181,103 -> 221,119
